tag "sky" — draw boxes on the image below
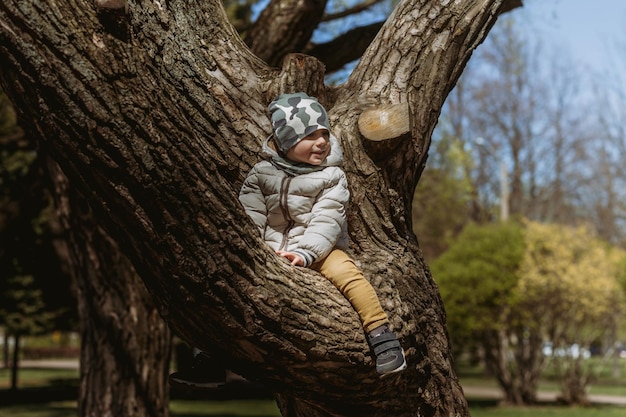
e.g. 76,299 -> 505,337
254,0 -> 626,89
519,0 -> 626,75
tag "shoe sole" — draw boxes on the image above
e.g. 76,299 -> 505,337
378,349 -> 407,378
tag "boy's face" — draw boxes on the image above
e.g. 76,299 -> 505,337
286,129 -> 331,165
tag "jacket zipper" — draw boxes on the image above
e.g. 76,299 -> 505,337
278,176 -> 294,251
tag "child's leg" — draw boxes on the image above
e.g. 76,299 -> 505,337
312,249 -> 407,375
311,249 -> 388,333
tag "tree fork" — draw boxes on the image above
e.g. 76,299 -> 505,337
264,53 -> 330,105
0,1 -> 523,416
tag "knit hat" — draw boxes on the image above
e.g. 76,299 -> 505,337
268,92 -> 331,153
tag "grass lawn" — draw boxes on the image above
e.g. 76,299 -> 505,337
0,368 -> 78,389
469,405 -> 626,417
0,400 -> 284,417
456,357 -> 626,398
1,364 -> 625,417
1,399 -> 625,417
170,400 -> 282,416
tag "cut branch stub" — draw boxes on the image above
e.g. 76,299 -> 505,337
357,102 -> 411,142
94,0 -> 127,9
265,53 -> 328,105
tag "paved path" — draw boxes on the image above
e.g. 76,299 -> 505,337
462,385 -> 626,406
19,359 -> 79,369
15,359 -> 626,406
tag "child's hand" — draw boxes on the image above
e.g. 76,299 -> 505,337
276,250 -> 304,266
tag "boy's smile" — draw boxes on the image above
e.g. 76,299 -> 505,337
286,129 -> 331,165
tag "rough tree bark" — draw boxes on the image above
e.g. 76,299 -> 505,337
0,0 -> 516,415
48,160 -> 172,417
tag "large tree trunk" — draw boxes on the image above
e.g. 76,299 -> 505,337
482,327 -> 543,405
48,160 -> 172,417
0,1 -> 513,415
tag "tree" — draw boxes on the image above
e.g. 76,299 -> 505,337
47,159 -> 172,417
432,219 -> 626,405
1,85 -> 171,413
431,221 -> 528,404
0,96 -> 78,331
438,12 -> 593,228
589,44 -> 626,246
0,1 -> 521,415
412,133 -> 475,261
518,221 -> 626,405
0,89 -> 76,387
1,273 -> 53,390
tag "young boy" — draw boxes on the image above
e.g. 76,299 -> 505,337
239,92 -> 406,376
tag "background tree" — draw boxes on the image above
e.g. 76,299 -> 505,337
518,221 -> 626,405
424,11 -> 593,229
432,219 -> 626,405
588,41 -> 626,246
414,6 -> 617,258
412,0 -> 626,407
411,133 -> 475,261
0,89 -> 76,387
1,273 -> 52,390
431,221 -> 527,404
0,0 -> 521,416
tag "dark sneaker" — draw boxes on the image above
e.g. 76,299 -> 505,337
367,325 -> 407,376
168,351 -> 227,389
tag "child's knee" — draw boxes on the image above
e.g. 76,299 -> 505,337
326,259 -> 360,283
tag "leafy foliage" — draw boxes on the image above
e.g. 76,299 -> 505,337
431,220 -> 525,351
0,90 -> 76,335
518,221 -> 625,337
412,133 -> 476,261
1,273 -> 53,335
517,220 -> 626,403
433,218 -> 626,404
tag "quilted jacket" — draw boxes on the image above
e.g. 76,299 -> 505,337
239,134 -> 349,267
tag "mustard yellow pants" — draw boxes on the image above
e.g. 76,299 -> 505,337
311,249 -> 389,333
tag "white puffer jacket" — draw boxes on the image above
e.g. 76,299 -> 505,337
239,134 -> 349,266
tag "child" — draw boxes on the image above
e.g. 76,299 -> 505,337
239,92 -> 406,376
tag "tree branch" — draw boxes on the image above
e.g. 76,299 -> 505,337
264,53 -> 329,105
245,0 -> 326,67
304,22 -> 384,73
501,0 -> 523,14
321,0 -> 384,22
338,0 -> 510,217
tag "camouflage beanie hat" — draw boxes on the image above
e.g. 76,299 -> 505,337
269,92 -> 331,153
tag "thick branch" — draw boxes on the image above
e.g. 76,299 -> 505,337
304,22 -> 384,73
264,54 -> 329,105
321,0 -> 384,22
501,0 -> 523,14
338,0 -> 511,222
245,0 -> 327,67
